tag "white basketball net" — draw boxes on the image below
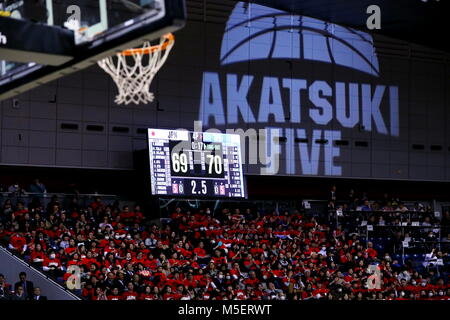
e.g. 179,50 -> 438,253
97,34 -> 174,105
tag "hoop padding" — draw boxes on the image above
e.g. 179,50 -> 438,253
97,33 -> 175,105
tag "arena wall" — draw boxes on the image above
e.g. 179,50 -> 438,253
0,0 -> 449,181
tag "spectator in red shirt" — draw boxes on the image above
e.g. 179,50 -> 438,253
140,285 -> 156,300
194,241 -> 209,264
30,243 -> 45,266
133,205 -> 144,224
9,232 -> 27,254
107,287 -> 122,300
122,282 -> 139,300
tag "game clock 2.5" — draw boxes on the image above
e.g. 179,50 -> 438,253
171,179 -> 226,197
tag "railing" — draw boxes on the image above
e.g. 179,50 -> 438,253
333,210 -> 441,231
157,198 -> 303,219
0,192 -> 121,209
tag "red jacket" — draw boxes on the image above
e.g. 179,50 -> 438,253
30,250 -> 45,263
10,234 -> 27,251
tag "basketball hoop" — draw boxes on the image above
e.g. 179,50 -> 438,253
97,33 -> 175,105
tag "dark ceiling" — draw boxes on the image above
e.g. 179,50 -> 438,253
249,0 -> 450,53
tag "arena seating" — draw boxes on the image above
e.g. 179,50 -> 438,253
0,191 -> 449,300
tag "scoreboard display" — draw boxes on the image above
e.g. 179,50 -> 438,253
147,129 -> 247,198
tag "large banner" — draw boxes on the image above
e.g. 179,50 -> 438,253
3,1 -> 447,180
175,2 -> 417,179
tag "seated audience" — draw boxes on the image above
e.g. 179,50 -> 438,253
0,188 -> 448,301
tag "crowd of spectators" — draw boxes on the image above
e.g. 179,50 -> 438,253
0,187 -> 449,301
328,186 -> 450,257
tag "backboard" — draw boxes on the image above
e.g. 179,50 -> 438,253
0,0 -> 186,101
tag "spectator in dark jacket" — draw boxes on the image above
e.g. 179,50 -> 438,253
28,179 -> 47,194
0,274 -> 12,300
32,287 -> 48,300
14,272 -> 34,299
11,285 -> 26,300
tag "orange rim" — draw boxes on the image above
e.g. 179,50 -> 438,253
119,33 -> 174,56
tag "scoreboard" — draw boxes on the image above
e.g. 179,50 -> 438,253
147,129 -> 247,198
